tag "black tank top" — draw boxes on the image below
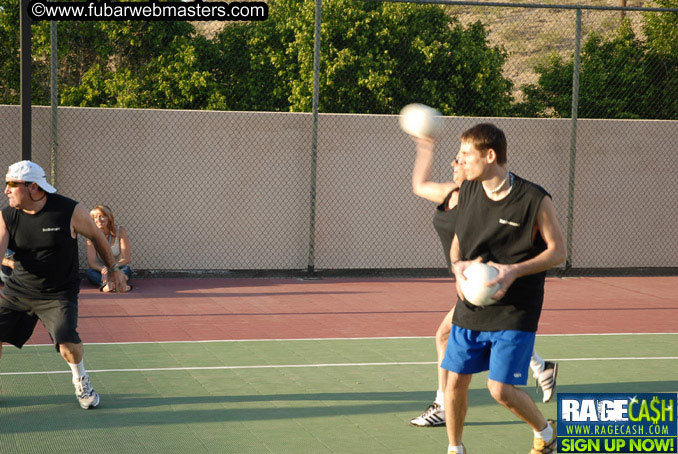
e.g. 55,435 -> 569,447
2,193 -> 80,300
433,190 -> 458,273
452,174 -> 549,332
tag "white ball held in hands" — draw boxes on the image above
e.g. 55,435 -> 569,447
399,103 -> 442,139
460,262 -> 501,307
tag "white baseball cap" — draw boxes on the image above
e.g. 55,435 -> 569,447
6,160 -> 57,193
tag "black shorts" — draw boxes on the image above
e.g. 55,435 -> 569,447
0,294 -> 81,350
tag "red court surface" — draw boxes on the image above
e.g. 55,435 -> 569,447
23,276 -> 678,345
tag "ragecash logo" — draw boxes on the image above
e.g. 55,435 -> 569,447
558,393 -> 677,453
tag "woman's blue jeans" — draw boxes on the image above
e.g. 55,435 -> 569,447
85,266 -> 133,286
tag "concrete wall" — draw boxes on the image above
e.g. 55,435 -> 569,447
0,106 -> 676,270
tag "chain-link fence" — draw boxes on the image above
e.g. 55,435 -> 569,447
0,0 -> 676,276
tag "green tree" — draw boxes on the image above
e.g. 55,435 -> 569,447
59,21 -> 211,109
0,0 -> 211,109
0,0 -> 22,104
0,0 -> 51,105
642,1 -> 678,118
210,0 -> 514,115
61,33 -> 212,109
519,14 -> 678,120
644,0 -> 678,56
202,18 -> 293,111
2,0 -> 515,114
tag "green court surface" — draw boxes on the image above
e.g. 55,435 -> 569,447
1,335 -> 677,454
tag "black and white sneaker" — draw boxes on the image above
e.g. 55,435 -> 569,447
535,361 -> 558,403
409,402 -> 445,427
74,375 -> 100,409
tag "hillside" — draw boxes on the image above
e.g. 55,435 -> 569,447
446,0 -> 650,96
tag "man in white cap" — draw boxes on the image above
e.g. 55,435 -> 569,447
0,160 -> 126,409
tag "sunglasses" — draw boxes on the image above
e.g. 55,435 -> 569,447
5,181 -> 31,188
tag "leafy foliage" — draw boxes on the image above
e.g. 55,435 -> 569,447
0,0 -> 513,115
2,0 -> 675,119
0,0 -> 51,104
208,0 -> 513,115
58,22 -> 207,108
519,14 -> 678,119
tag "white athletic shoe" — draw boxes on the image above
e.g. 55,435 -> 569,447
74,375 -> 100,409
410,402 -> 445,427
447,444 -> 467,454
535,361 -> 558,403
530,419 -> 557,454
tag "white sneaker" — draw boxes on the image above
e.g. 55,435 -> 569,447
535,361 -> 558,403
74,375 -> 100,409
410,402 -> 445,427
530,419 -> 556,454
447,444 -> 467,454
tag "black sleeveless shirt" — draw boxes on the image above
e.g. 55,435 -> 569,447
452,174 -> 549,332
433,190 -> 458,273
2,194 -> 80,300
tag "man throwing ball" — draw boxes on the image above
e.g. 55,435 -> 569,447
442,124 -> 566,454
0,161 -> 126,409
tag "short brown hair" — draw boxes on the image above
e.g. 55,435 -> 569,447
460,123 -> 507,165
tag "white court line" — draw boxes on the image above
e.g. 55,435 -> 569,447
17,332 -> 678,347
1,357 -> 677,376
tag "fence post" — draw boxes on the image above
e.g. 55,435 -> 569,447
307,0 -> 322,277
50,18 -> 58,187
566,8 -> 582,270
20,0 -> 32,161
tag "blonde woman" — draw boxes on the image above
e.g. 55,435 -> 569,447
85,205 -> 133,292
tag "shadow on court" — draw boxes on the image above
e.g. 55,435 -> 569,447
3,381 -> 678,434
1,390 -> 443,410
82,289 -> 378,300
79,277 -> 455,299
0,388 -> 503,434
79,309 -> 450,319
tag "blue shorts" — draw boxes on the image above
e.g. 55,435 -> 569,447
441,325 -> 535,385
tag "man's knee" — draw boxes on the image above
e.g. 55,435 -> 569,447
436,312 -> 453,343
445,372 -> 472,393
59,341 -> 82,349
487,379 -> 515,405
435,325 -> 450,344
59,342 -> 83,357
